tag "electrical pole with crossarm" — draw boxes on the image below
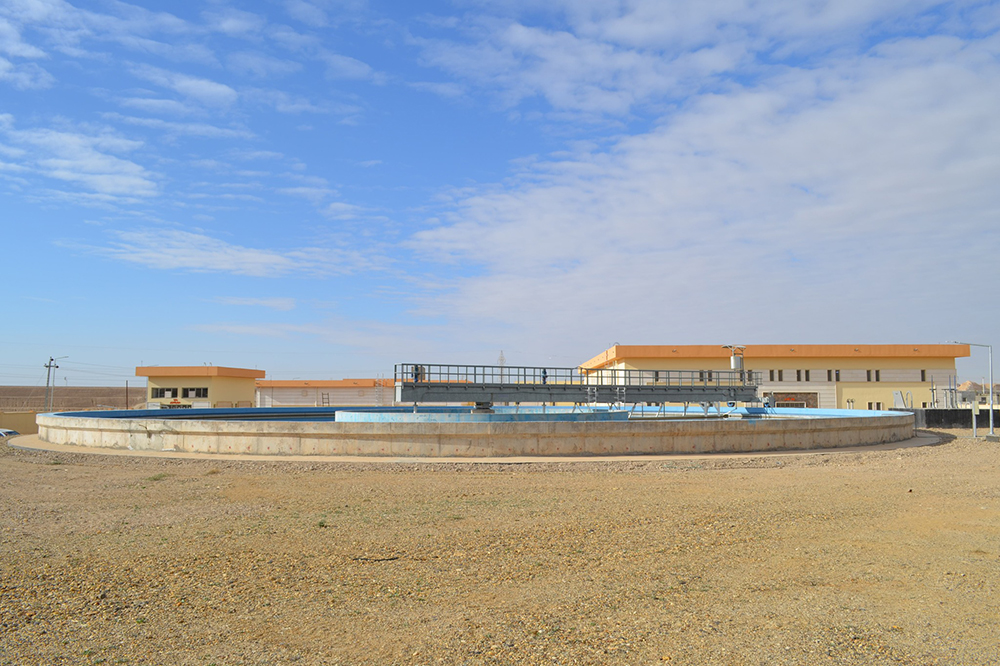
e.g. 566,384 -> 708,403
44,356 -> 68,412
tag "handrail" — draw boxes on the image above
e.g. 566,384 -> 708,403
395,364 -> 758,388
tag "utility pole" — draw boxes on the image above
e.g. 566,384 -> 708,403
44,356 -> 68,412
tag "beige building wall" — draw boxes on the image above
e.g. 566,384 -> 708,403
0,412 -> 40,435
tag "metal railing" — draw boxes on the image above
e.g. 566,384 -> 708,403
395,364 -> 758,388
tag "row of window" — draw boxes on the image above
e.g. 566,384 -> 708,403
150,387 -> 209,399
764,370 -> 929,382
767,370 -> 817,381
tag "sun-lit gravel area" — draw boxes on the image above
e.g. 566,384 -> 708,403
2,430 -> 998,665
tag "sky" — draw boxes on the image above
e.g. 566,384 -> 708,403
2,0 -> 999,387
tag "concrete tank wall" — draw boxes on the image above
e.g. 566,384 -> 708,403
36,410 -> 914,457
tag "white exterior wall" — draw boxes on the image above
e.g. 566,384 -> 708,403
257,386 -> 394,407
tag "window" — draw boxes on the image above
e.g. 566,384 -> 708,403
867,370 -> 872,382
835,369 -> 840,382
151,388 -> 178,399
796,369 -> 802,382
875,370 -> 881,382
778,370 -> 784,382
769,370 -> 775,382
921,370 -> 926,382
183,387 -> 208,399
868,401 -> 883,410
922,402 -> 929,408
805,369 -> 811,382
827,369 -> 832,382
698,371 -> 714,382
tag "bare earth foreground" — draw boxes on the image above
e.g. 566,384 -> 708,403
1,431 -> 998,665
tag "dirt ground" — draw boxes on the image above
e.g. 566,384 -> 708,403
1,431 -> 998,665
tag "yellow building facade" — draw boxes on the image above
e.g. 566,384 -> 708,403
136,366 -> 265,409
579,345 -> 970,409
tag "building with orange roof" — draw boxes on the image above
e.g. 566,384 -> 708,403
136,366 -> 266,409
580,344 -> 970,409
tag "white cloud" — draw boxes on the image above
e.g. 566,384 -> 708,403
190,322 -> 322,338
0,1 -> 212,65
324,201 -> 363,219
214,296 -> 297,311
279,186 -> 334,203
408,80 -> 465,98
227,51 -> 302,78
409,30 -> 1000,350
104,113 -> 254,139
201,8 -> 267,36
267,24 -> 320,51
92,228 -> 377,277
0,56 -> 53,88
118,96 -> 195,115
285,0 -> 328,28
1,119 -> 158,197
244,88 -> 332,113
230,149 -> 285,161
322,52 -> 374,79
0,16 -> 46,58
130,63 -> 238,107
412,1 -> 986,117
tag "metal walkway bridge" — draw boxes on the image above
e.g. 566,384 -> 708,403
394,363 -> 759,407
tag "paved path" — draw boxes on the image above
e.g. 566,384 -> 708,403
7,431 -> 941,464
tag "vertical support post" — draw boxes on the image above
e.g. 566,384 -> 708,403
972,400 -> 978,438
989,344 -> 994,436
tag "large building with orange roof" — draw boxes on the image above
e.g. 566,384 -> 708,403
579,344 -> 970,410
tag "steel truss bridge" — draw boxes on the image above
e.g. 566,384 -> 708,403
394,363 -> 759,407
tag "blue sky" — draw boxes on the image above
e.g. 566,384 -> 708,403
2,0 -> 999,386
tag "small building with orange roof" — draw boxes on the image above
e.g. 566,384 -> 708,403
136,366 -> 266,409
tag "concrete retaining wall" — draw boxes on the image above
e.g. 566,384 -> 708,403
36,411 -> 914,457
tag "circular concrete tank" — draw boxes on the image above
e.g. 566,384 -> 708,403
35,406 -> 914,457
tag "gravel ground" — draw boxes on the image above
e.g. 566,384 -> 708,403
1,430 -> 998,665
